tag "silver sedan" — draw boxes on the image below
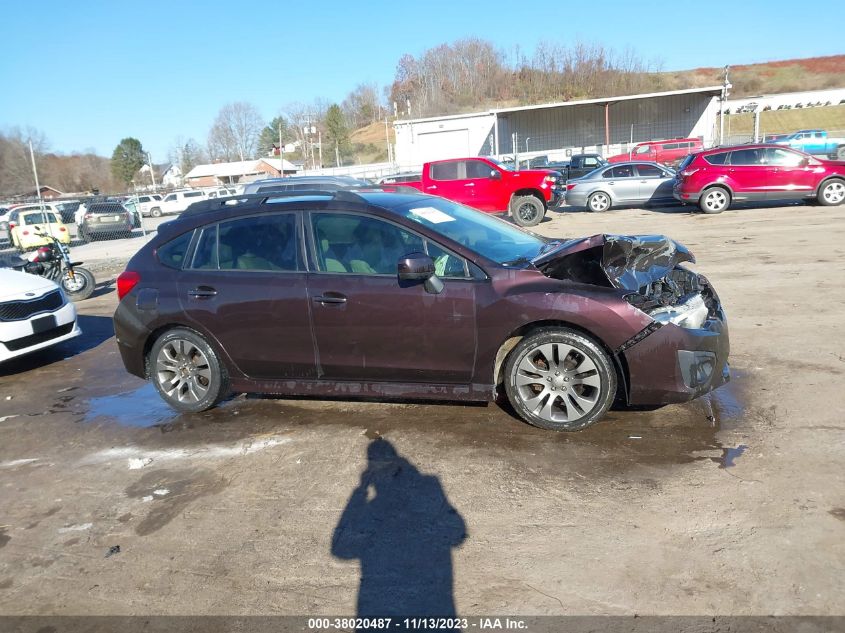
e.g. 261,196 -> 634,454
564,161 -> 675,212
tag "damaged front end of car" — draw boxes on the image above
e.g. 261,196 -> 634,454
533,234 -> 730,405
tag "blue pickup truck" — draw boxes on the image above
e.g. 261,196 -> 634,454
767,129 -> 845,160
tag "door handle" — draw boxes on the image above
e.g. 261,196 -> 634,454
464,182 -> 475,187
640,180 -> 648,183
313,294 -> 347,304
608,181 -> 615,185
188,286 -> 217,298
426,185 -> 437,190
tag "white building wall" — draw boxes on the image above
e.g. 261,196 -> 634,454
394,113 -> 497,169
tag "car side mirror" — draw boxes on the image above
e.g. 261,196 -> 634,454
397,252 -> 444,294
800,157 -> 810,167
489,169 -> 502,180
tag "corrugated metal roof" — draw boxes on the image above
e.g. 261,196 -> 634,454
395,86 -> 724,125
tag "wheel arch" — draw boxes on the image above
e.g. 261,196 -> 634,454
491,319 -> 629,403
142,322 -> 234,380
815,175 -> 845,197
510,189 -> 546,208
701,182 -> 734,197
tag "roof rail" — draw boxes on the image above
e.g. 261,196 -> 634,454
177,189 -> 370,218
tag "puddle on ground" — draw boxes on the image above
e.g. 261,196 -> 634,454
84,383 -> 177,427
78,369 -> 752,476
717,444 -> 748,468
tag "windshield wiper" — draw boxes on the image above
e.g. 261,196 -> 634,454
537,240 -> 561,256
502,256 -> 532,267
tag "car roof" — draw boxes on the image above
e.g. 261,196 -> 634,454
699,143 -> 792,155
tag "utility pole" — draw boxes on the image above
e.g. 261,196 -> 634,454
318,130 -> 323,169
719,65 -> 731,146
28,139 -> 49,230
277,120 -> 288,177
335,141 -> 341,168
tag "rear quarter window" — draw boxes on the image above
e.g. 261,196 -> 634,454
157,231 -> 194,269
704,153 -> 729,165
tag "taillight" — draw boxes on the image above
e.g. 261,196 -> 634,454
680,168 -> 699,177
59,226 -> 67,232
117,271 -> 140,300
566,183 -> 577,190
8,222 -> 15,230
85,213 -> 93,220
22,230 -> 29,235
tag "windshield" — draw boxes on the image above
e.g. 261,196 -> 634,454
393,197 -> 545,265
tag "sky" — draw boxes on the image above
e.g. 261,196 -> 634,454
1,0 -> 843,161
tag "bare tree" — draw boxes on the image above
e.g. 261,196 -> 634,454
207,102 -> 263,163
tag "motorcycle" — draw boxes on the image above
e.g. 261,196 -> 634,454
0,231 -> 96,301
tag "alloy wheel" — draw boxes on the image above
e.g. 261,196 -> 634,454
703,189 -> 727,212
589,193 -> 610,212
517,202 -> 539,223
513,342 -> 602,424
823,181 -> 845,204
155,338 -> 213,404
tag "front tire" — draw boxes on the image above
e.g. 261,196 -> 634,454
150,207 -> 162,218
510,196 -> 545,227
61,267 -> 95,301
699,187 -> 730,214
818,179 -> 845,206
836,146 -> 845,160
587,191 -> 612,212
148,328 -> 229,413
504,328 -> 616,431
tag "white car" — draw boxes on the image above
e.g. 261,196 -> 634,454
148,190 -> 207,217
127,194 -> 163,217
0,269 -> 81,363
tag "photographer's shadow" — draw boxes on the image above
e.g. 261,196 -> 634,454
332,439 -> 467,626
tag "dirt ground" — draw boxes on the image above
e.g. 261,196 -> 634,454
0,201 -> 843,618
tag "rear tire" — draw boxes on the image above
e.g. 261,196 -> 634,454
504,328 -> 616,431
587,191 -> 612,212
151,207 -> 162,218
836,145 -> 845,160
148,328 -> 229,413
699,187 -> 730,214
510,196 -> 545,227
818,179 -> 845,206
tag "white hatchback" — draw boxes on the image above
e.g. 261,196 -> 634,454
0,269 -> 81,363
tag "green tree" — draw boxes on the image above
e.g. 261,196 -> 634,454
111,137 -> 146,186
258,116 -> 295,157
323,104 -> 352,166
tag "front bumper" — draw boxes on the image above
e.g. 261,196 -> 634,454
0,301 -> 81,362
622,305 -> 730,406
549,189 -> 566,209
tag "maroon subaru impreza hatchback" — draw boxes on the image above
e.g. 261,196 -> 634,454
113,190 -> 729,431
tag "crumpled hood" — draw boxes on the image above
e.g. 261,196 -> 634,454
532,234 -> 695,291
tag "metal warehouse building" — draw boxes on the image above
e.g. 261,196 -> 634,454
394,86 -> 723,168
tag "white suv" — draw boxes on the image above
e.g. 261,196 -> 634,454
128,194 -> 163,217
148,191 -> 207,217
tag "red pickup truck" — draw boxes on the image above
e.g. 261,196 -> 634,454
396,157 -> 564,226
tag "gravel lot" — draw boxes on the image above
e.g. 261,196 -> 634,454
0,202 -> 843,618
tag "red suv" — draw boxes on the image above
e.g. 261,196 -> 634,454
673,144 -> 845,213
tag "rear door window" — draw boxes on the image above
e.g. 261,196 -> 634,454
217,214 -> 299,271
609,165 -> 635,178
430,162 -> 460,181
729,149 -> 765,165
635,164 -> 665,178
184,191 -> 204,199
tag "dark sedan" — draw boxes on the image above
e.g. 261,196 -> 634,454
113,191 -> 729,431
